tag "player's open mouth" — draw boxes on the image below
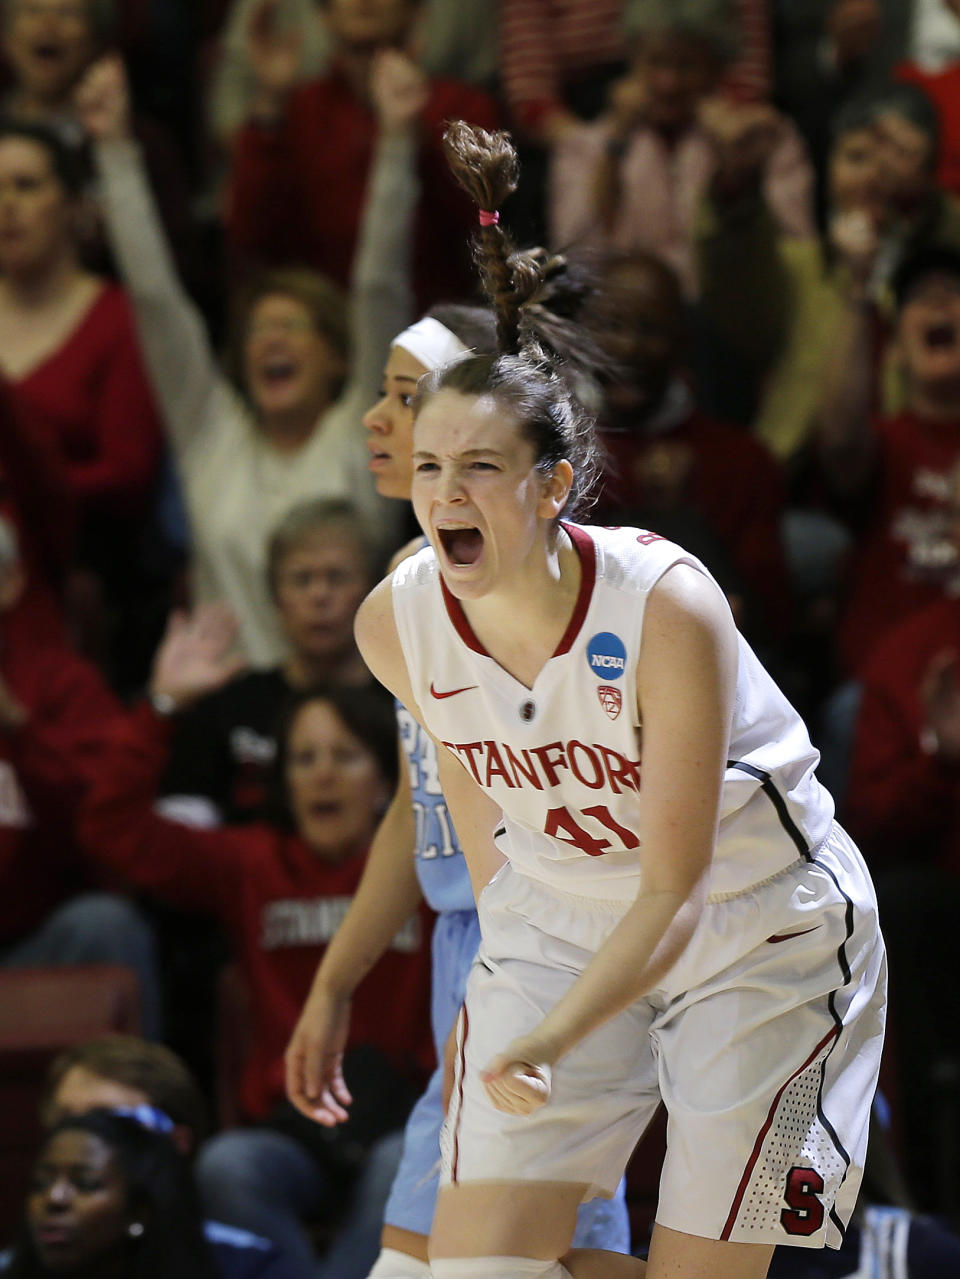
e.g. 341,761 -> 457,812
438,525 -> 483,567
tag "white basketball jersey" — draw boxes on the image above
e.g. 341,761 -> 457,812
392,523 -> 834,903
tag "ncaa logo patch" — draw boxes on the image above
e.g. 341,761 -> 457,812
586,632 -> 627,680
597,685 -> 622,720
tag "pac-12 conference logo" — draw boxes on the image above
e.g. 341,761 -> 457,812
586,632 -> 627,680
587,633 -> 627,720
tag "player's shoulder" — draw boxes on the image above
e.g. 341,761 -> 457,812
390,538 -> 439,591
575,522 -> 698,596
388,533 -> 429,575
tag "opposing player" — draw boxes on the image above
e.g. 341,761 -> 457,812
284,303 -> 631,1274
342,123 -> 885,1279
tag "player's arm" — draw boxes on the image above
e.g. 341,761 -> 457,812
284,733 -> 421,1123
482,564 -> 737,1114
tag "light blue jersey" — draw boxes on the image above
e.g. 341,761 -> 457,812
396,703 -> 475,913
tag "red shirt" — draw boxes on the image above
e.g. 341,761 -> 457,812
595,407 -> 791,638
847,598 -> 960,876
838,410 -> 960,676
10,283 -> 163,515
227,65 -> 500,311
0,644 -> 119,946
79,704 -> 434,1122
896,61 -> 960,199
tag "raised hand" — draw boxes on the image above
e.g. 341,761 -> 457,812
829,208 -> 881,290
149,604 -> 246,712
246,0 -> 305,102
370,47 -> 428,134
284,985 -> 354,1125
827,0 -> 883,69
606,71 -> 649,140
74,53 -> 132,144
700,96 -> 785,191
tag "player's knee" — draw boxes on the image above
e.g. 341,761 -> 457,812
431,1258 -> 571,1279
367,1247 -> 432,1277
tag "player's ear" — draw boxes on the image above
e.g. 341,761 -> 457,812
537,460 -> 573,519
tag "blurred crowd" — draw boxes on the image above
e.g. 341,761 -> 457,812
1,0 -> 960,1275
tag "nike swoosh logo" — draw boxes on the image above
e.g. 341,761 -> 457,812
766,927 -> 819,944
430,682 -> 479,699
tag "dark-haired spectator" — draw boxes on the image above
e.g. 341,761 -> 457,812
1,1111 -> 221,1279
0,0 -> 197,278
549,0 -> 812,300
0,118 -> 166,674
38,1038 -> 300,1277
225,0 -> 499,310
772,0 -> 913,182
586,249 -> 792,645
78,53 -> 404,665
0,512 -> 160,1036
161,498 -> 381,829
77,604 -> 433,1277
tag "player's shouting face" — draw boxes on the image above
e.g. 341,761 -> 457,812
412,388 -> 572,602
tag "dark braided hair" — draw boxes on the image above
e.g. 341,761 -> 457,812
420,121 -> 604,519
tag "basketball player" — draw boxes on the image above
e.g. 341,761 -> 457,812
311,122 -> 887,1279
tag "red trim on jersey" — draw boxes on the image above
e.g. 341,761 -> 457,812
720,1025 -> 839,1240
439,522 -> 597,659
555,523 -> 597,655
440,577 -> 486,655
451,1005 -> 469,1184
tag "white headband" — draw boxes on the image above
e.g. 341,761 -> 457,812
392,317 -> 470,371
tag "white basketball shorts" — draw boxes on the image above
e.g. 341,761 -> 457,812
440,822 -> 887,1251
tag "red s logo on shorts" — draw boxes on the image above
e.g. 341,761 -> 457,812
781,1166 -> 825,1236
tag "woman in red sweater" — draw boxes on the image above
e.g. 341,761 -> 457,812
0,118 -> 163,669
77,604 -> 434,1277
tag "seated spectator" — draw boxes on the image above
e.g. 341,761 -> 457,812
224,0 -> 499,310
698,79 -> 960,462
76,605 -> 434,1278
77,53 -> 405,665
818,243 -> 960,678
161,498 -> 380,829
586,249 -> 792,645
42,1035 -> 208,1155
1,1109 -> 221,1278
0,119 -> 165,666
0,513 -> 160,1036
39,1036 -> 299,1277
548,0 -> 813,300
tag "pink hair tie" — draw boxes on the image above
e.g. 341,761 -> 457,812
478,209 -> 500,227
